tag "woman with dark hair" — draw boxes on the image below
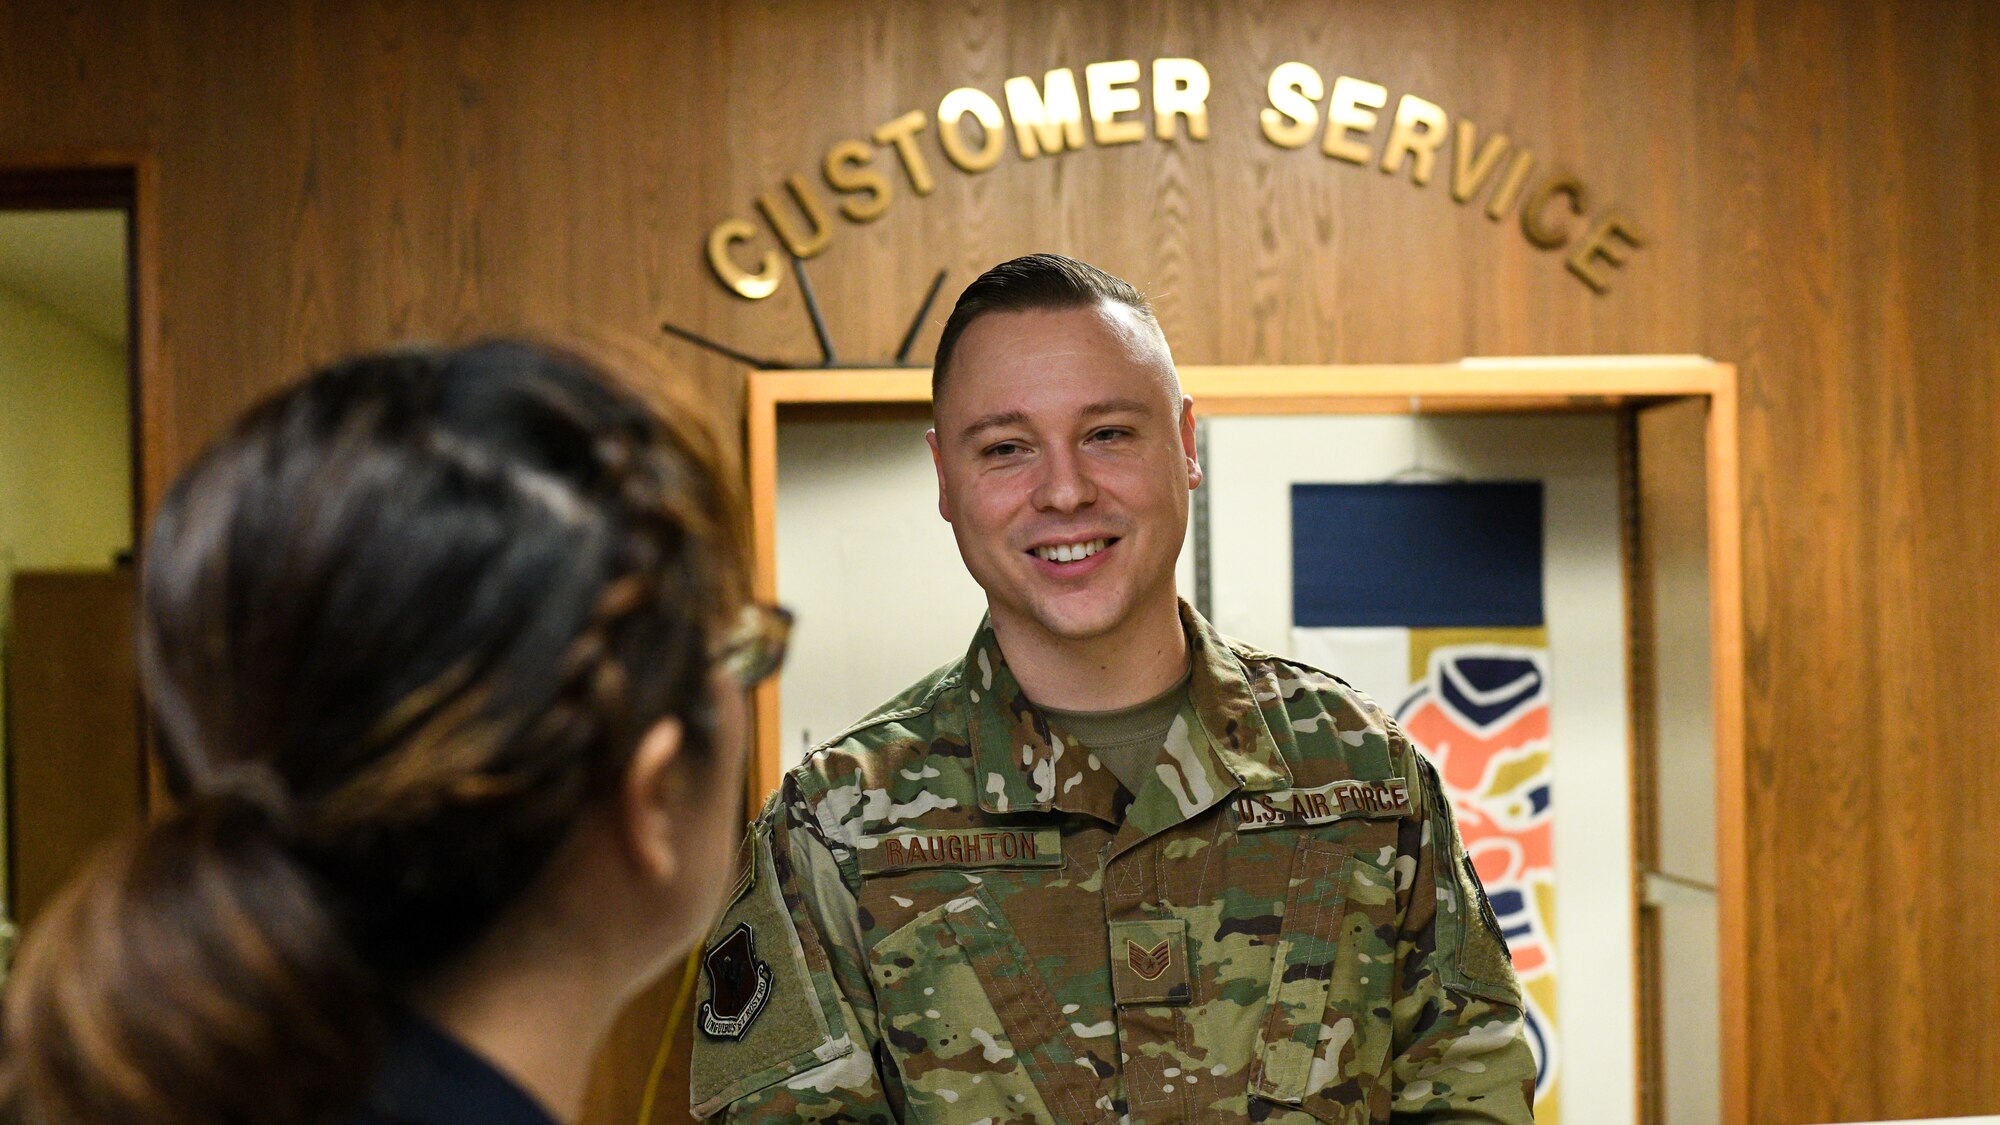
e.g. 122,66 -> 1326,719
0,339 -> 784,1125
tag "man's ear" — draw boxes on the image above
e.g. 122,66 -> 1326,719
927,428 -> 953,522
620,716 -> 686,884
1180,397 -> 1203,490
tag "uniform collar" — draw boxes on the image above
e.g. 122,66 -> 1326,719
967,600 -> 1293,825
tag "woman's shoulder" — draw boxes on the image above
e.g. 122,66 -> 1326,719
339,1010 -> 559,1125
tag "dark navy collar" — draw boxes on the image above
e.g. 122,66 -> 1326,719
351,1010 -> 560,1125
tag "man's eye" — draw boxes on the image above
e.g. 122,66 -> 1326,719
1088,428 -> 1129,442
986,441 -> 1024,457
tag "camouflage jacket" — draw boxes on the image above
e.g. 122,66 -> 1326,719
690,602 -> 1536,1124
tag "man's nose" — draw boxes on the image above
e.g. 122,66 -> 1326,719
1030,447 -> 1097,512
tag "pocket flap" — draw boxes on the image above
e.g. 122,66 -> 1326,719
1110,917 -> 1190,1006
870,888 -> 1102,1123
1251,841 -> 1356,1104
1250,838 -> 1400,1111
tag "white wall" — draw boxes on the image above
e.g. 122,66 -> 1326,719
0,283 -> 127,576
1202,412 -> 1635,1125
0,279 -> 132,917
774,418 -> 987,764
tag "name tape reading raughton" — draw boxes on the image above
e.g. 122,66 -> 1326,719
859,827 -> 1064,874
1234,777 -> 1412,831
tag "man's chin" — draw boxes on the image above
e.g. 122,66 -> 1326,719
1025,596 -> 1130,643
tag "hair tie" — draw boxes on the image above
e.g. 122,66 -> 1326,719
197,760 -> 300,839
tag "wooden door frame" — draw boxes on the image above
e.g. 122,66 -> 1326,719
742,356 -> 1745,1124
0,152 -> 159,574
0,153 -> 161,910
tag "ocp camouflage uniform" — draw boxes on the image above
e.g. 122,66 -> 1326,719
691,602 -> 1536,1124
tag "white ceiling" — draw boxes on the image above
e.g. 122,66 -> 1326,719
0,210 -> 127,346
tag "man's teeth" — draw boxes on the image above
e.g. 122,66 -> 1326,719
1033,538 -> 1109,563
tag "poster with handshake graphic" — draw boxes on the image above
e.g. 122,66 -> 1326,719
1290,482 -> 1560,1122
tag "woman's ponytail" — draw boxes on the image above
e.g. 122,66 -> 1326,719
1,796 -> 378,1124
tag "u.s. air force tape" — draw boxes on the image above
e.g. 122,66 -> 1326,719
857,827 -> 1064,874
1232,776 -> 1412,831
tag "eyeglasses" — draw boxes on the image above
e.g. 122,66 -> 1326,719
712,602 -> 794,689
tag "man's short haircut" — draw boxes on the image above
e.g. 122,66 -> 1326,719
931,253 -> 1162,402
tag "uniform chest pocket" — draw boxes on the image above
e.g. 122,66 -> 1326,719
1248,838 -> 1401,1125
868,887 -> 1104,1124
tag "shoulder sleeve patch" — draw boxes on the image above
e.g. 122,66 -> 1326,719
688,822 -> 855,1116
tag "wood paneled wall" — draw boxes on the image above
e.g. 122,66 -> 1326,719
4,571 -> 142,930
2,2 -> 1994,1122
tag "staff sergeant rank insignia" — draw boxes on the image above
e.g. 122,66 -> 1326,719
1233,776 -> 1413,831
1127,938 -> 1173,981
697,922 -> 772,1041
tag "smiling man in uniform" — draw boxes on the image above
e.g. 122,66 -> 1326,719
689,254 -> 1537,1123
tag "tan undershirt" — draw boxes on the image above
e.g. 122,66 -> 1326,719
1037,665 -> 1194,796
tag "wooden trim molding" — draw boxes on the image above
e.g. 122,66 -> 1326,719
745,372 -> 786,804
1618,407 -> 1665,1125
750,359 -> 1726,413
1704,368 -> 1749,1125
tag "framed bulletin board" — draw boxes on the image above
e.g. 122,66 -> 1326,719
743,357 -> 1743,1125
